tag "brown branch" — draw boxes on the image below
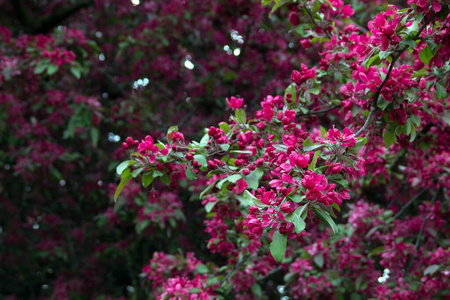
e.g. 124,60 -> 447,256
10,0 -> 94,35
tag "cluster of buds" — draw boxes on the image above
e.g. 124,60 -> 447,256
122,136 -> 139,150
244,200 -> 296,236
208,126 -> 228,144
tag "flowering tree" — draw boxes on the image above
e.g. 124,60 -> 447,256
116,0 -> 450,299
1,0 -> 450,299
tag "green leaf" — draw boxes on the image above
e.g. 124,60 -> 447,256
199,133 -> 209,147
114,174 -> 132,202
443,110 -> 450,126
199,179 -> 219,199
419,47 -> 433,65
377,97 -> 390,110
219,122 -> 230,133
235,108 -> 247,124
399,39 -> 416,50
410,125 -> 418,142
293,212 -> 306,234
314,254 -> 324,267
153,170 -> 163,177
70,66 -> 81,79
242,190 -> 257,206
410,114 -> 421,126
303,136 -> 314,147
90,127 -> 99,147
219,144 -> 230,151
227,174 -> 242,183
251,284 -> 263,298
334,178 -> 349,188
270,230 -> 287,262
423,264 -> 440,275
290,194 -> 304,203
136,219 -> 150,234
314,208 -> 339,234
189,288 -> 202,294
34,61 -> 48,74
436,82 -> 447,100
131,167 -> 144,178
47,64 -> 59,75
116,160 -> 135,175
142,172 -> 154,187
284,83 -> 296,103
405,20 -> 418,36
205,201 -> 217,213
308,150 -> 321,170
195,264 -> 209,274
185,168 -> 196,180
379,50 -> 392,60
349,137 -> 367,153
216,177 -> 229,189
244,168 -> 264,190
269,0 -> 289,17
331,202 -> 341,212
303,144 -> 326,152
364,54 -> 381,69
309,87 -> 320,95
194,154 -> 207,169
383,127 -> 396,148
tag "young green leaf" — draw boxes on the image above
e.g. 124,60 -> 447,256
114,174 -> 132,202
270,230 -> 287,262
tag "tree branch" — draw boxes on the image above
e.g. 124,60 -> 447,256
355,16 -> 435,137
10,0 -> 94,35
393,188 -> 429,220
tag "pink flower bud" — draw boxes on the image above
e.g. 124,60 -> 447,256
280,202 -> 294,213
226,96 -> 244,109
289,12 -> 301,26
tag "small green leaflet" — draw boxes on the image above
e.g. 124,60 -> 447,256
419,47 -> 433,65
235,108 -> 247,124
47,64 -> 59,75
308,150 -> 321,170
269,0 -> 289,17
270,230 -> 287,262
199,179 -> 219,199
142,172 -> 154,187
244,168 -> 264,190
435,82 -> 447,100
284,83 -> 296,103
314,253 -> 324,267
91,127 -> 99,148
194,154 -> 207,169
314,208 -> 339,234
114,174 -> 132,202
205,201 -> 217,213
383,127 -> 396,148
185,168 -> 196,180
116,160 -> 135,175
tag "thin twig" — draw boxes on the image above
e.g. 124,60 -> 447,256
393,188 -> 429,220
414,188 -> 440,250
301,105 -> 340,116
305,7 -> 332,39
220,255 -> 250,286
354,105 -> 376,137
355,17 -> 435,137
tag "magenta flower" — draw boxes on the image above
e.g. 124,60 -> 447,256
226,96 -> 243,109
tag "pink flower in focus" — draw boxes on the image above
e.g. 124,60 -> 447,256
226,96 -> 243,109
